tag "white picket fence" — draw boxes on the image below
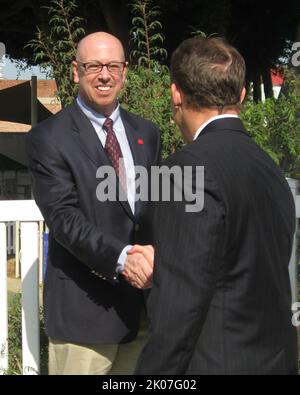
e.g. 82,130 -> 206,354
0,200 -> 43,375
0,180 -> 299,375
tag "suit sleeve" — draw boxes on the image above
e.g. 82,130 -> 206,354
26,129 -> 126,283
135,151 -> 226,374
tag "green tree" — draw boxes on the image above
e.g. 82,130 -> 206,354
2,1 -> 300,90
121,65 -> 183,158
124,0 -> 182,157
240,69 -> 300,176
129,0 -> 167,69
26,0 -> 86,107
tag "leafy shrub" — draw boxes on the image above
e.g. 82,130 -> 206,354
26,0 -> 85,107
6,293 -> 22,375
120,66 -> 183,158
5,292 -> 48,375
240,86 -> 300,177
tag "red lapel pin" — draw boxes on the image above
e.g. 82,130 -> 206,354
137,138 -> 144,145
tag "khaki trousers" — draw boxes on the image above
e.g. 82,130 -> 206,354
48,335 -> 146,375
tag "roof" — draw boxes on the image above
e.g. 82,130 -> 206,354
0,152 -> 27,171
0,80 -> 62,132
0,80 -> 58,97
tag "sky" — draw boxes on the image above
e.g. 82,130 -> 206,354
0,56 -> 50,80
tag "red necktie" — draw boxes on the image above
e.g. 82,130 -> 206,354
103,118 -> 127,193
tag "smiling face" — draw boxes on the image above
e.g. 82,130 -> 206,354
73,33 -> 127,116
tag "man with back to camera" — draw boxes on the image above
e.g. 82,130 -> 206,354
132,36 -> 298,375
26,32 -> 161,375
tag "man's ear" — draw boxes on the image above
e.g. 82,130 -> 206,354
72,61 -> 80,84
171,83 -> 183,108
240,87 -> 246,103
121,62 -> 128,84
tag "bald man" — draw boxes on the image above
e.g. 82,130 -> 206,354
26,32 -> 161,375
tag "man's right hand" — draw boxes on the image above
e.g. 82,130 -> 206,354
122,245 -> 154,289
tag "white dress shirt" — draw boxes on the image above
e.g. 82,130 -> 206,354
193,114 -> 239,141
76,96 -> 134,271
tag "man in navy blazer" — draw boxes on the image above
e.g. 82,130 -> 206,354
26,32 -> 161,375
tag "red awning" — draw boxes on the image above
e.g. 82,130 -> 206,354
271,69 -> 284,86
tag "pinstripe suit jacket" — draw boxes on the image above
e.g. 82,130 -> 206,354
135,117 -> 298,375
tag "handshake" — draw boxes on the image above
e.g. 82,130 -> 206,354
122,245 -> 154,289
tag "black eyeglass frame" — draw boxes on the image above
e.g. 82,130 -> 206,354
76,60 -> 128,74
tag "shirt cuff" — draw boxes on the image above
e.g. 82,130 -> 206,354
116,245 -> 133,273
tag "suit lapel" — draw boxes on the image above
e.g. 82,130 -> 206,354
120,108 -> 149,218
68,101 -> 135,221
69,101 -> 111,169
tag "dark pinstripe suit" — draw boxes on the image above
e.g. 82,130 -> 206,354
135,117 -> 298,375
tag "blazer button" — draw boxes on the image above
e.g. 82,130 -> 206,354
134,224 -> 140,232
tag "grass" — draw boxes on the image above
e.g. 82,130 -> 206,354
5,292 -> 48,375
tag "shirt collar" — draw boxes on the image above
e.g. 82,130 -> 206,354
76,95 -> 121,129
193,114 -> 239,141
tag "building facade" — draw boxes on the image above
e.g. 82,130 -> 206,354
0,79 -> 61,200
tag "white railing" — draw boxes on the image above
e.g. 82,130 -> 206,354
287,179 -> 300,305
0,200 -> 43,375
0,181 -> 299,375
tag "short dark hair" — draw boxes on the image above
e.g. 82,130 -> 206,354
170,36 -> 246,111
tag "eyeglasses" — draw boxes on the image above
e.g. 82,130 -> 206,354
76,60 -> 128,74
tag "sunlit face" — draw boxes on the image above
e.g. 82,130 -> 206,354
73,36 -> 127,116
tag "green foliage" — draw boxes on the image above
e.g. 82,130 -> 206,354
5,293 -> 22,375
4,292 -> 48,375
283,68 -> 300,97
190,28 -> 208,38
240,71 -> 300,177
26,0 -> 86,107
188,27 -> 219,38
127,1 -> 181,157
120,66 -> 183,158
130,0 -> 167,69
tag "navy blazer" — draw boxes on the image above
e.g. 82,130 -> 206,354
26,101 -> 161,344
